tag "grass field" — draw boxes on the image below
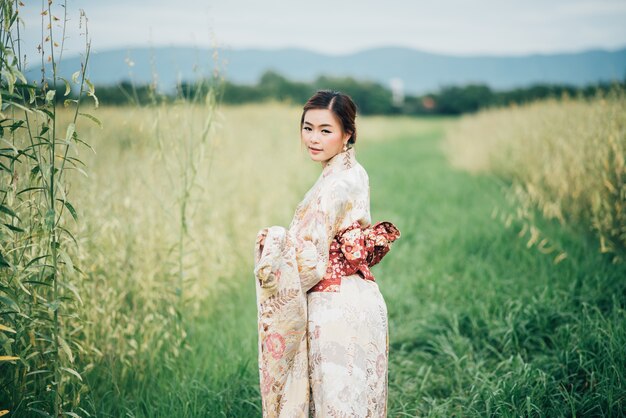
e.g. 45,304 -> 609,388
3,102 -> 625,417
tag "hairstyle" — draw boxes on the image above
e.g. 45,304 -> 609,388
300,90 -> 358,146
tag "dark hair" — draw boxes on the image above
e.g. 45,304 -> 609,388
300,90 -> 358,146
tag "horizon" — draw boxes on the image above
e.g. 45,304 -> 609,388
55,43 -> 626,62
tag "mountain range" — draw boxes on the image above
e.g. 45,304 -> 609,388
28,46 -> 626,94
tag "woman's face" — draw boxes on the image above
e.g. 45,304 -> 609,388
301,108 -> 351,166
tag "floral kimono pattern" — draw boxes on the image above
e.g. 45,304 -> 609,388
254,147 -> 400,417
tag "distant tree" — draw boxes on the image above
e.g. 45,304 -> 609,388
221,81 -> 267,103
93,80 -> 161,106
258,70 -> 312,104
313,75 -> 395,115
433,84 -> 494,114
92,73 -> 626,115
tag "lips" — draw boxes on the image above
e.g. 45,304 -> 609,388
309,146 -> 322,152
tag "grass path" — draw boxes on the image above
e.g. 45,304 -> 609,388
366,122 -> 625,416
89,118 -> 625,417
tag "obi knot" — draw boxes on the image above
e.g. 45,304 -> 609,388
309,221 -> 400,293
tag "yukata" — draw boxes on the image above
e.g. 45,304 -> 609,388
254,147 -> 400,417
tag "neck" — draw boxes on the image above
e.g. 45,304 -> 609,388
321,147 -> 355,176
322,150 -> 343,169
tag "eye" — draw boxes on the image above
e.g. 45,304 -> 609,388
303,126 -> 312,132
322,129 -> 331,134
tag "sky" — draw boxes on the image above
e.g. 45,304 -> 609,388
16,0 -> 626,58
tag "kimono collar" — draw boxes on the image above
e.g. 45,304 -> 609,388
322,146 -> 356,178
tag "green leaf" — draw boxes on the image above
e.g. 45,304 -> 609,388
63,200 -> 78,222
0,295 -> 19,311
58,226 -> 78,246
3,223 -> 24,233
0,252 -> 12,268
21,280 -> 52,287
24,254 -> 49,269
38,107 -> 54,119
65,156 -> 87,168
71,132 -> 95,152
17,186 -> 45,196
0,205 -> 19,219
71,71 -> 81,84
9,10 -> 18,31
9,119 -> 25,132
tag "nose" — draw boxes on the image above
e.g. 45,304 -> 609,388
311,130 -> 321,143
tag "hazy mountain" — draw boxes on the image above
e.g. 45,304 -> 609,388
28,46 -> 626,94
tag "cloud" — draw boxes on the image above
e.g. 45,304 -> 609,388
13,0 -> 626,59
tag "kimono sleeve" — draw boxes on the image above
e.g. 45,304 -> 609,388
253,226 -> 287,295
291,179 -> 349,293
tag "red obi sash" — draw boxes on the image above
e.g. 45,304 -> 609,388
307,221 -> 401,293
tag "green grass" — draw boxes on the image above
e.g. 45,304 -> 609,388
366,120 -> 625,417
82,115 -> 625,417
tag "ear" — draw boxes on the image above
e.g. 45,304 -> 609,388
343,130 -> 352,144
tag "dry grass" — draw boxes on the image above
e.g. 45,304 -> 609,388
52,102 -> 320,380
444,88 -> 626,260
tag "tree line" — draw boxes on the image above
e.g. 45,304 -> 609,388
88,70 -> 626,115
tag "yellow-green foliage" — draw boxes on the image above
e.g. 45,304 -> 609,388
444,88 -> 626,259
56,101 -> 319,376
60,101 -> 442,377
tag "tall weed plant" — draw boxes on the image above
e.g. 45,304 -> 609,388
1,2 -> 231,414
0,1 -> 98,416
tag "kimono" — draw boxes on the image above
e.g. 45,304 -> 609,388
254,147 -> 400,417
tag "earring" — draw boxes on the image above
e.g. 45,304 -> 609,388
342,143 -> 348,152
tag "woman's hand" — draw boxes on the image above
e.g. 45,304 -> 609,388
258,229 -> 268,254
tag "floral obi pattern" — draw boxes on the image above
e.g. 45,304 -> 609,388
308,221 -> 401,293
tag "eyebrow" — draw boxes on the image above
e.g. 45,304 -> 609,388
303,121 -> 333,128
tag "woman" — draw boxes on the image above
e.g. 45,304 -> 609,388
254,90 -> 400,417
